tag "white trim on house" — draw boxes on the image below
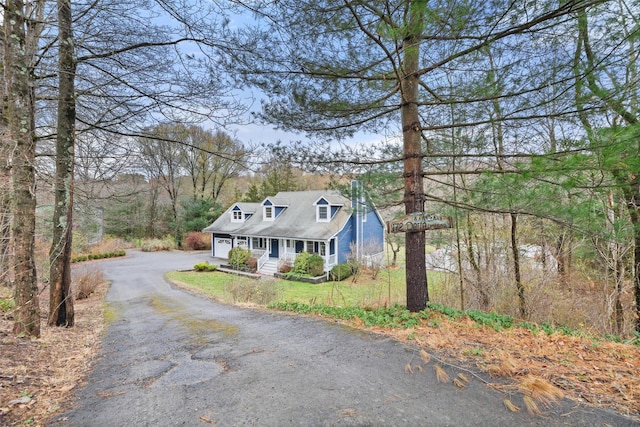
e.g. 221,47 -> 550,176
231,210 -> 244,222
263,206 -> 274,221
317,205 -> 329,222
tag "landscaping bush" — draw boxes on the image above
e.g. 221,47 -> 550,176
307,254 -> 325,276
184,232 -> 211,251
278,259 -> 293,273
71,255 -> 89,263
194,261 -> 218,272
228,246 -> 251,269
246,257 -> 258,271
292,251 -> 311,275
71,250 -> 126,263
330,263 -> 353,281
225,279 -> 281,305
292,251 -> 325,276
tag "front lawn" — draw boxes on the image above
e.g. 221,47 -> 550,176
166,267 -> 448,307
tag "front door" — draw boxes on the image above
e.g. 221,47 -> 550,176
269,239 -> 280,258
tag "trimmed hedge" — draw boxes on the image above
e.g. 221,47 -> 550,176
194,261 -> 218,272
72,250 -> 126,263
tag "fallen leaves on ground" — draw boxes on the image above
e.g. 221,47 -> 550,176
366,314 -> 640,420
0,280 -> 108,426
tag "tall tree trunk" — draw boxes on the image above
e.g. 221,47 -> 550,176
401,1 -> 428,312
465,213 -> 489,309
1,55 -> 11,288
49,0 -> 76,327
620,169 -> 640,333
0,158 -> 10,289
511,213 -> 526,318
4,0 -> 40,337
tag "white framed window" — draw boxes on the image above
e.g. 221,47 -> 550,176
317,205 -> 329,222
264,206 -> 274,221
306,241 -> 315,253
319,242 -> 326,256
232,211 -> 243,222
252,237 -> 267,250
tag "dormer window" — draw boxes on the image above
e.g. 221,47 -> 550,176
264,206 -> 274,221
230,205 -> 246,223
315,196 -> 341,222
318,205 -> 329,222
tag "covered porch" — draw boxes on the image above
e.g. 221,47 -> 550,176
244,237 -> 338,275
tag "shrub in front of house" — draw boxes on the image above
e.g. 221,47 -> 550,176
330,263 -> 353,281
278,259 -> 293,274
194,261 -> 218,272
307,254 -> 325,276
292,252 -> 325,277
228,246 -> 251,270
292,251 -> 311,275
246,257 -> 258,271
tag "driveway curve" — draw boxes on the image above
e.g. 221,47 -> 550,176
51,250 -> 634,426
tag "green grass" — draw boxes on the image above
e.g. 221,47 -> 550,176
163,268 -> 639,345
166,267 -> 449,307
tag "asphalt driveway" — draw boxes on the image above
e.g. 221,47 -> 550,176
50,250 -> 635,426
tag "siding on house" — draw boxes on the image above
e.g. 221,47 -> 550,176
203,187 -> 385,273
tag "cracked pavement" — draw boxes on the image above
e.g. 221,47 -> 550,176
50,250 -> 636,426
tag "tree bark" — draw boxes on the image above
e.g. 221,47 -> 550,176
4,0 -> 41,337
1,48 -> 11,288
49,0 -> 76,327
511,213 -> 526,318
402,1 -> 428,312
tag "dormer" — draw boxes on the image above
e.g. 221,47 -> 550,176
314,196 -> 342,222
229,203 -> 255,223
262,197 -> 288,221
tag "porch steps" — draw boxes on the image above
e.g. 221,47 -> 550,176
258,259 -> 279,276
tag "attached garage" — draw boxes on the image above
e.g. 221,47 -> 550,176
212,235 -> 232,258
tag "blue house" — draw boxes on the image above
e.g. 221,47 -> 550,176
203,183 -> 385,275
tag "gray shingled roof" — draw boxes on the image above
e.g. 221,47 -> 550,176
203,190 -> 352,240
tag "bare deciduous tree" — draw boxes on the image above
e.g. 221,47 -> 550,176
4,0 -> 45,336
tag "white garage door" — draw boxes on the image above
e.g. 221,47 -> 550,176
214,238 -> 232,258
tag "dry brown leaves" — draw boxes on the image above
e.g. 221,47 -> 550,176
368,314 -> 640,419
0,279 -> 108,426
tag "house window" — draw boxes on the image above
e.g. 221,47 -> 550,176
318,242 -> 326,256
317,205 -> 329,222
232,211 -> 243,222
264,206 -> 274,221
252,237 -> 267,250
306,241 -> 315,253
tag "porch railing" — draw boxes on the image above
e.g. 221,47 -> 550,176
281,251 -> 338,272
254,250 -> 269,271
